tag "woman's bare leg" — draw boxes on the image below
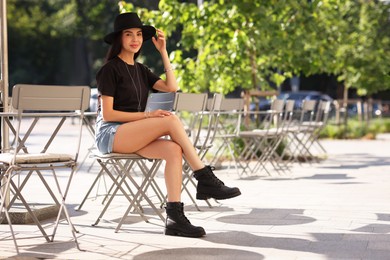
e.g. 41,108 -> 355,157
112,113 -> 241,202
113,127 -> 206,238
112,114 -> 204,170
134,139 -> 183,202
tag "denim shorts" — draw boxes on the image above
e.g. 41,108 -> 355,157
95,113 -> 122,154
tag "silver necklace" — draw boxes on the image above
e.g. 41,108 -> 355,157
123,61 -> 142,112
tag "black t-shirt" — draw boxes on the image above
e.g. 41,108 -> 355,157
96,56 -> 160,112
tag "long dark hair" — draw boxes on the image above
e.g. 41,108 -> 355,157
104,32 -> 142,63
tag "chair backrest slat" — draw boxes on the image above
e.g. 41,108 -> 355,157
220,98 -> 244,111
174,93 -> 207,112
12,84 -> 90,111
174,93 -> 208,149
271,99 -> 285,113
217,98 -> 245,137
302,100 -> 316,111
285,100 -> 295,112
9,84 -> 91,158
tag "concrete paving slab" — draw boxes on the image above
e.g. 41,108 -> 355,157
1,118 -> 390,259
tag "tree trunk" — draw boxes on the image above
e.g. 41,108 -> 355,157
343,84 -> 349,138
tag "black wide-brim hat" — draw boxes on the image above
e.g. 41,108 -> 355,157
104,12 -> 156,44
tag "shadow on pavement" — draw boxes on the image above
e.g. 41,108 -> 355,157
204,231 -> 390,259
216,208 -> 316,226
133,247 -> 264,260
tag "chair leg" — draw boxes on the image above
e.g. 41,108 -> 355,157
91,159 -> 145,226
212,137 -> 241,177
0,171 -> 19,254
49,168 -> 83,251
251,137 -> 273,176
114,159 -> 154,217
76,168 -> 105,211
79,159 -> 139,211
8,170 -> 61,208
115,160 -> 165,232
181,161 -> 213,210
181,170 -> 202,211
236,137 -> 254,176
92,158 -> 162,227
9,179 -> 51,242
226,139 -> 241,177
137,160 -> 166,207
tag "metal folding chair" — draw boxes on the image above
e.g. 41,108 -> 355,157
174,93 -> 222,210
307,100 -> 332,158
281,100 -> 319,165
270,99 -> 296,173
238,99 -> 286,176
0,84 -> 90,253
77,92 -> 180,231
209,98 -> 245,176
87,151 -> 165,232
243,100 -> 297,175
77,140 -> 165,219
292,100 -> 332,162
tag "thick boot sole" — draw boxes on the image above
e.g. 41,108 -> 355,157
196,190 -> 241,200
164,227 -> 206,238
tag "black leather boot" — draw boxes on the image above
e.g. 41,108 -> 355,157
165,202 -> 206,238
193,165 -> 241,200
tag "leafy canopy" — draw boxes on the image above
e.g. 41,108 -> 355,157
121,0 -> 390,95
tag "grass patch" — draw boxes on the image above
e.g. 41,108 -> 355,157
320,118 -> 390,139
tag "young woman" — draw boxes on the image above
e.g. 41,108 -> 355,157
95,12 -> 241,238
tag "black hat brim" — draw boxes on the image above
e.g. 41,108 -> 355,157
104,25 -> 156,44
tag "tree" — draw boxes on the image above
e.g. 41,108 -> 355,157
121,0 -> 389,97
7,0 -> 158,89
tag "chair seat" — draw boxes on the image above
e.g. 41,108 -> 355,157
0,84 -> 90,253
253,128 -> 279,134
91,149 -> 146,160
195,144 -> 213,150
81,147 -> 166,230
240,128 -> 279,137
286,124 -> 316,133
301,121 -> 323,127
0,153 -> 74,164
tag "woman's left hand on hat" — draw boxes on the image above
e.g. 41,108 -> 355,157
152,29 -> 166,53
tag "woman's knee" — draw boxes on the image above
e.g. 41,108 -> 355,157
162,141 -> 183,161
162,114 -> 182,128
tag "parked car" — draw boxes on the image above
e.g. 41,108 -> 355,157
89,88 -> 98,112
250,91 -> 334,112
249,97 -> 273,112
347,102 -> 383,118
277,91 -> 333,110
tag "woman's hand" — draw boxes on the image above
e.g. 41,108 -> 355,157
151,28 -> 178,93
151,29 -> 166,53
145,109 -> 172,118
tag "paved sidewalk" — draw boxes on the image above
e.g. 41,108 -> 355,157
1,119 -> 390,259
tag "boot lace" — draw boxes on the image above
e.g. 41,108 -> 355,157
206,166 -> 225,186
166,203 -> 191,224
177,209 -> 191,224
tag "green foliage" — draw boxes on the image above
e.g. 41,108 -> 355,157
7,0 -> 122,87
319,124 -> 344,139
381,119 -> 390,132
8,0 -> 388,96
122,0 -> 390,96
320,118 -> 390,139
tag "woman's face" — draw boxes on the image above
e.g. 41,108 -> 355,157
121,28 -> 143,54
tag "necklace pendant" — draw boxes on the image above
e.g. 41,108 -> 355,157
123,61 -> 142,113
